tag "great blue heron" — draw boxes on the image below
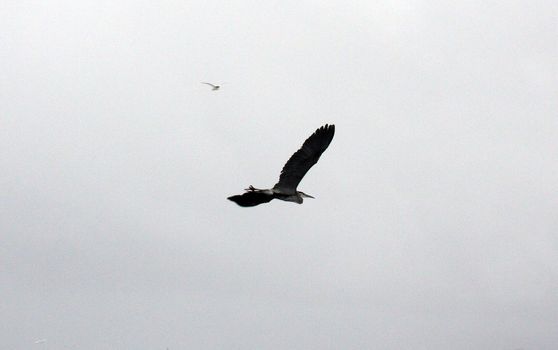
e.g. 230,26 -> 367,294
201,82 -> 220,90
228,124 -> 335,207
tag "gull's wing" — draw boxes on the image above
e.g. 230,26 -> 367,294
273,124 -> 335,194
201,82 -> 217,88
228,192 -> 273,207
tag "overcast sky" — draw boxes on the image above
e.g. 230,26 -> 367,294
2,1 -> 558,349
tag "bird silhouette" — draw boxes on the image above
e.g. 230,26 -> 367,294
228,124 -> 335,207
201,82 -> 220,90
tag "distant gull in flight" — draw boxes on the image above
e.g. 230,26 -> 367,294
201,82 -> 220,90
228,124 -> 335,207
34,339 -> 47,344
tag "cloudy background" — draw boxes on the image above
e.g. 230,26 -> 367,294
2,1 -> 557,349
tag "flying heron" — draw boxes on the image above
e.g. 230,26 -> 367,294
201,82 -> 220,90
228,124 -> 335,207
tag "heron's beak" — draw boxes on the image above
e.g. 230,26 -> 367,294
303,193 -> 315,199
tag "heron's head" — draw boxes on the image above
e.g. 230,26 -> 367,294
298,191 -> 314,199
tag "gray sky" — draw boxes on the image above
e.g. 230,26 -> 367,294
2,1 -> 557,349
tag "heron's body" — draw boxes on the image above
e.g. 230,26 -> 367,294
231,186 -> 307,206
228,124 -> 335,207
274,191 -> 305,204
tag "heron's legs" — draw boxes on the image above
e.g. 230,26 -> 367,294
245,185 -> 263,192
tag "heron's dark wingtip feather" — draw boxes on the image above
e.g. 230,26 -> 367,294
303,123 -> 336,157
316,123 -> 335,142
227,195 -> 250,207
227,192 -> 274,207
273,123 -> 336,192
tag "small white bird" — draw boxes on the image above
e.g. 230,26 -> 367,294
34,339 -> 47,344
201,82 -> 221,90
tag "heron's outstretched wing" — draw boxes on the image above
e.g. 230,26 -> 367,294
227,191 -> 274,207
273,124 -> 335,193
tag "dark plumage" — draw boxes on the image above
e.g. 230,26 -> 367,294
227,191 -> 274,207
228,124 -> 335,207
